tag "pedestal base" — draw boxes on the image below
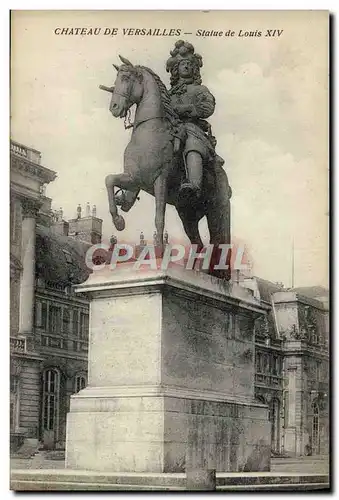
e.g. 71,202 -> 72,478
66,264 -> 271,472
66,389 -> 270,472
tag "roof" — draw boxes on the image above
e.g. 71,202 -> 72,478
254,277 -> 284,303
35,225 -> 91,286
291,286 -> 329,300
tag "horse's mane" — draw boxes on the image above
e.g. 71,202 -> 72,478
138,66 -> 179,123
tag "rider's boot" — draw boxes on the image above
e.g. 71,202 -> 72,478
178,182 -> 201,209
178,152 -> 202,207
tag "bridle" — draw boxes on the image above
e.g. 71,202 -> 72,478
112,67 -> 166,130
112,70 -> 136,129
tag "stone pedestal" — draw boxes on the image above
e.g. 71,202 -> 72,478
66,264 -> 271,472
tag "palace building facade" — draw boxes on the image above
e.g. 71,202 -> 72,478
10,140 -> 101,451
10,140 -> 329,457
243,278 -> 329,457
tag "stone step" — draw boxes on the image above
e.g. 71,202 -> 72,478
11,470 -> 187,487
10,480 -> 186,491
11,479 -> 330,492
11,470 -> 329,490
216,473 -> 329,486
218,483 -> 330,491
272,464 -> 329,473
272,455 -> 328,462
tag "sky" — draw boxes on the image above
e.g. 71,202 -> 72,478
10,10 -> 329,288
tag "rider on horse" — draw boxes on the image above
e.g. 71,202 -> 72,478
166,40 -> 225,206
114,40 -> 226,213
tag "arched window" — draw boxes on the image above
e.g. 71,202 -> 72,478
75,374 -> 86,393
312,401 -> 320,454
42,369 -> 60,439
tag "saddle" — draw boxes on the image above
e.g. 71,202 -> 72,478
171,118 -> 216,154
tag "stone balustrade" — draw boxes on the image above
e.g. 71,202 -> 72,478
10,336 -> 27,353
10,140 -> 41,165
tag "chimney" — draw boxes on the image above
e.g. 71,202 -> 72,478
52,220 -> 69,237
135,231 -> 146,259
86,202 -> 90,217
68,203 -> 103,244
140,232 -> 146,246
110,235 -> 118,248
51,207 -> 69,236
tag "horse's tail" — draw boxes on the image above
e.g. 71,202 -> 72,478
204,164 -> 232,279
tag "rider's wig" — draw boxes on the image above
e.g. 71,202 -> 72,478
166,40 -> 203,87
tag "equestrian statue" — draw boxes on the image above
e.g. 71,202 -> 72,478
100,40 -> 232,279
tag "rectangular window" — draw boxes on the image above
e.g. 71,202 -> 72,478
316,362 -> 321,382
283,391 -> 289,428
43,370 -> 59,433
50,306 -> 61,334
263,354 -> 270,373
63,308 -> 70,334
41,303 -> 48,330
79,312 -> 89,339
272,356 -> 281,376
272,356 -> 277,375
35,302 -> 48,330
34,302 -> 42,327
73,310 -> 79,335
256,353 -> 261,373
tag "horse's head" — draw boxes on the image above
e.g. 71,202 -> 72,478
109,55 -> 144,118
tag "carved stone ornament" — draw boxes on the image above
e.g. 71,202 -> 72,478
21,198 -> 41,218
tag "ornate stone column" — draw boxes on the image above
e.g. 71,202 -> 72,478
19,199 -> 40,335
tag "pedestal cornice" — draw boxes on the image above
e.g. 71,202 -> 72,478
75,264 -> 269,317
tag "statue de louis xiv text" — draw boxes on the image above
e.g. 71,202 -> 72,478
53,27 -> 284,38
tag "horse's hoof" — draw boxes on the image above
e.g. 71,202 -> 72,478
112,214 -> 125,231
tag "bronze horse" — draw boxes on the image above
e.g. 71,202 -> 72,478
101,55 -> 232,278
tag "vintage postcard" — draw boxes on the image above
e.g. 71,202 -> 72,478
10,10 -> 329,491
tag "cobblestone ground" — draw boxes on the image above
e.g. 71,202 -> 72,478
10,455 -> 329,474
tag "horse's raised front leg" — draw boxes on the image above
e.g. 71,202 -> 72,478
116,189 -> 140,213
105,173 -> 138,231
153,173 -> 168,256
